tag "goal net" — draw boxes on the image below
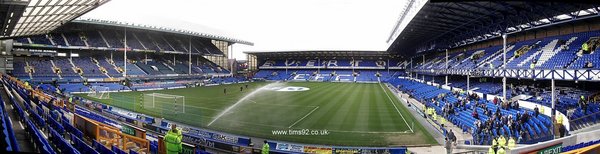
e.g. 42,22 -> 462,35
142,93 -> 186,114
88,86 -> 110,99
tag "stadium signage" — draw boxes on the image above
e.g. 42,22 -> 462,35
275,143 -> 304,153
303,146 -> 333,153
332,147 -> 406,154
181,144 -> 196,154
13,48 -> 57,53
537,144 -> 562,154
522,143 -> 562,154
179,132 -> 242,152
183,127 -> 241,144
120,125 -> 136,136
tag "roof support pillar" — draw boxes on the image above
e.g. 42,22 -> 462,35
123,27 -> 127,77
317,58 -> 320,73
387,59 -> 390,75
189,36 -> 192,75
445,49 -> 449,86
467,74 -> 470,93
423,55 -> 425,82
502,33 -> 507,101
551,79 -> 556,136
285,58 -> 288,75
410,58 -> 413,78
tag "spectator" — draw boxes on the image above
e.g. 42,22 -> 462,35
558,39 -> 565,46
508,136 -> 516,150
498,135 -> 507,149
497,146 -> 506,154
582,42 -> 590,54
509,118 -> 517,133
520,111 -> 529,124
488,146 -> 496,154
557,114 -> 564,126
559,124 -> 567,137
492,136 -> 498,152
485,107 -> 491,117
501,115 -> 508,125
502,101 -> 508,110
475,120 -> 482,132
582,101 -> 588,114
472,110 -> 479,119
534,105 -> 539,117
578,96 -> 586,109
584,61 -> 593,68
445,137 -> 453,154
518,130 -> 526,143
495,107 -> 501,117
493,97 -> 498,105
443,104 -> 449,117
164,124 -> 182,154
447,129 -> 457,143
262,140 -> 270,154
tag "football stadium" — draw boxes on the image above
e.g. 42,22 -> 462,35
1,0 -> 600,154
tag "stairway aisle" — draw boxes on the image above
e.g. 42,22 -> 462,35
0,84 -> 35,152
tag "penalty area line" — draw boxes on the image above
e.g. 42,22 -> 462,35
288,106 -> 319,128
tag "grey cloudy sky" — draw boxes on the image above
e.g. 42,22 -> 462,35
81,0 -> 407,59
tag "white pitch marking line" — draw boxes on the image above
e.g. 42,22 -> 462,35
184,104 -> 222,111
288,106 -> 319,128
379,83 -> 414,133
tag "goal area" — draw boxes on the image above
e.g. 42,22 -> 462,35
88,86 -> 110,99
142,93 -> 186,114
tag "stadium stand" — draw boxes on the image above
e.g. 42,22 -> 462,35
252,58 -> 400,82
390,77 -> 555,145
411,30 -> 600,70
418,76 -> 600,131
4,1 -> 600,153
0,91 -> 19,151
0,74 -> 222,153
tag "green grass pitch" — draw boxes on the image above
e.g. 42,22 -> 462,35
78,82 -> 437,146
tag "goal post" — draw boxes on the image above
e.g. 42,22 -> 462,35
88,86 -> 110,99
142,93 -> 186,114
